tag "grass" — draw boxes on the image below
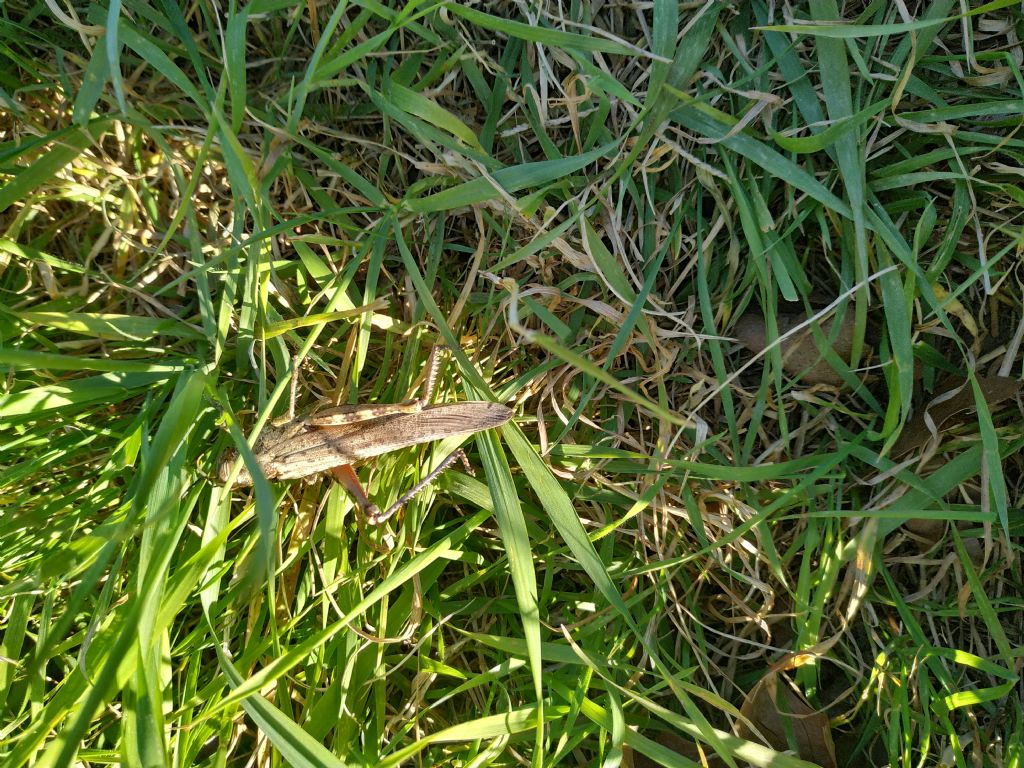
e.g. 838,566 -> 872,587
1,1 -> 1023,766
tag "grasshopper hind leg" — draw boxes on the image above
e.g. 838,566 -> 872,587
330,449 -> 474,525
367,449 -> 474,525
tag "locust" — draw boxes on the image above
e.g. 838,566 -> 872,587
217,345 -> 513,524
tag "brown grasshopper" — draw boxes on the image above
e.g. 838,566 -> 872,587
217,345 -> 512,524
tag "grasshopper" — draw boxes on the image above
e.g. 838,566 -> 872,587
217,345 -> 512,524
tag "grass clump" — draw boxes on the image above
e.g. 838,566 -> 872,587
1,1 -> 1022,766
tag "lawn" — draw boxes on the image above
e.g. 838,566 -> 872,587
1,1 -> 1022,766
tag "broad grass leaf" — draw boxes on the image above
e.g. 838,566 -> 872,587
404,141 -> 615,213
14,311 -> 203,341
624,732 -> 728,768
387,82 -> 484,151
443,5 -> 642,55
213,647 -> 348,768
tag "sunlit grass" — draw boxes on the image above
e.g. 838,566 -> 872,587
1,2 -> 1022,766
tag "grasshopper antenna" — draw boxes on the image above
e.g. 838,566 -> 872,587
288,353 -> 301,421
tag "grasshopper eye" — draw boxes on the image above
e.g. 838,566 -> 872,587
216,454 -> 234,484
217,451 -> 250,486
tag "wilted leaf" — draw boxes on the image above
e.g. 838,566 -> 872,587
892,375 -> 1022,457
904,517 -> 946,543
734,311 -> 855,386
737,671 -> 836,768
932,282 -> 980,355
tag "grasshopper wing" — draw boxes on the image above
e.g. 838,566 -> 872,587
316,401 -> 513,462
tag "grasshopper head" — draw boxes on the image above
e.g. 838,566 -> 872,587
217,451 -> 253,487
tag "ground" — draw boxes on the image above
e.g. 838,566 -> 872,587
0,2 -> 1022,767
